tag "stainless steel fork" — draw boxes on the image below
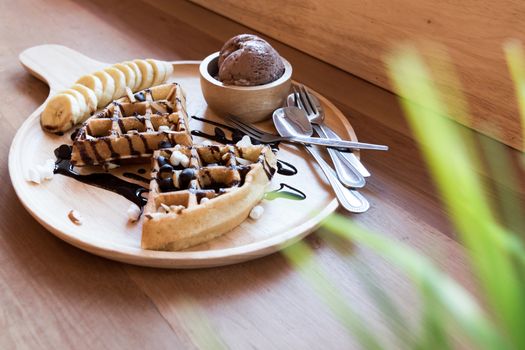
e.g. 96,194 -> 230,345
292,86 -> 366,188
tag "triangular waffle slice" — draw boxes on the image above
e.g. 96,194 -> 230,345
71,83 -> 192,166
142,144 -> 277,251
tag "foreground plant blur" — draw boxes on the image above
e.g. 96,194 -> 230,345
283,43 -> 525,349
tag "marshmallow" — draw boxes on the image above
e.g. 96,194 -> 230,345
27,159 -> 56,184
170,151 -> 190,167
235,157 -> 251,165
158,125 -> 171,132
200,197 -> 210,204
36,165 -> 54,180
127,204 -> 141,222
158,203 -> 171,213
105,162 -> 120,170
236,135 -> 252,147
249,205 -> 264,220
27,167 -> 41,184
172,170 -> 181,188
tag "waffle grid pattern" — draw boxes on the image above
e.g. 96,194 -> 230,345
71,83 -> 192,166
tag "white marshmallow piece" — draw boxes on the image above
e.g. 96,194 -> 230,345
41,159 -> 55,180
158,125 -> 170,132
249,205 -> 264,220
127,204 -> 141,222
27,167 -> 41,184
27,158 -> 56,184
36,164 -> 54,181
200,197 -> 210,204
45,158 -> 55,169
236,135 -> 252,147
235,157 -> 251,166
105,162 -> 120,170
172,170 -> 181,188
159,203 -> 171,213
170,150 -> 190,168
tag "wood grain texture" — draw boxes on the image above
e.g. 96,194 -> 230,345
1,0 -> 522,348
189,0 -> 525,151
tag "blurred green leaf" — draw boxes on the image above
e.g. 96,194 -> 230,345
323,214 -> 508,350
283,241 -> 384,350
386,46 -> 525,348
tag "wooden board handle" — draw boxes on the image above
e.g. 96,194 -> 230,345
19,45 -> 108,94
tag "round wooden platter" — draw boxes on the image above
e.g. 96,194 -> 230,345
9,45 -> 359,268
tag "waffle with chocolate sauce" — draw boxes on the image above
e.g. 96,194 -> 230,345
71,83 -> 192,166
142,144 -> 277,251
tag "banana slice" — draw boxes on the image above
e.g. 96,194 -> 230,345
113,63 -> 136,92
76,74 -> 103,102
41,94 -> 81,133
93,71 -> 115,108
146,59 -> 167,86
71,83 -> 97,117
123,61 -> 142,91
134,59 -> 154,91
164,61 -> 173,81
62,89 -> 89,123
104,67 -> 127,100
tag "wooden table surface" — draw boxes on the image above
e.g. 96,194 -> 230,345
1,0 -> 523,348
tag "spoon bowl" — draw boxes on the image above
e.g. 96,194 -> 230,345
287,93 -> 324,125
272,107 -> 313,138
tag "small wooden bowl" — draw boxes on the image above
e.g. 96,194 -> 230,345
199,52 -> 292,123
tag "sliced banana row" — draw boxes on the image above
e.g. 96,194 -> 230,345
40,59 -> 173,133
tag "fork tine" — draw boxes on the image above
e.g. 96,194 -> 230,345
296,85 -> 314,116
292,86 -> 299,107
299,84 -> 317,115
300,84 -> 318,115
227,116 -> 265,137
228,117 -> 263,138
229,124 -> 261,141
292,86 -> 305,110
226,118 -> 262,138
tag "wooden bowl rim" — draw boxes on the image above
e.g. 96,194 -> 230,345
199,51 -> 292,90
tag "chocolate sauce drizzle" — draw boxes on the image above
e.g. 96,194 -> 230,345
122,172 -> 150,184
53,145 -> 148,208
276,160 -> 297,176
264,183 -> 306,201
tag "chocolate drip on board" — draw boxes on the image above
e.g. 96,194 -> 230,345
53,145 -> 148,208
276,159 -> 297,176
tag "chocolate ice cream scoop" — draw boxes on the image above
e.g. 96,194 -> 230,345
218,34 -> 285,86
218,34 -> 267,67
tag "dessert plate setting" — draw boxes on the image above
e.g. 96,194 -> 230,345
9,35 -> 387,268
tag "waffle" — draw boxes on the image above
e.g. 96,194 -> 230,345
141,144 -> 277,251
71,83 -> 192,166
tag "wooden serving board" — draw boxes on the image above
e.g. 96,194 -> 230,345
9,45 -> 359,268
